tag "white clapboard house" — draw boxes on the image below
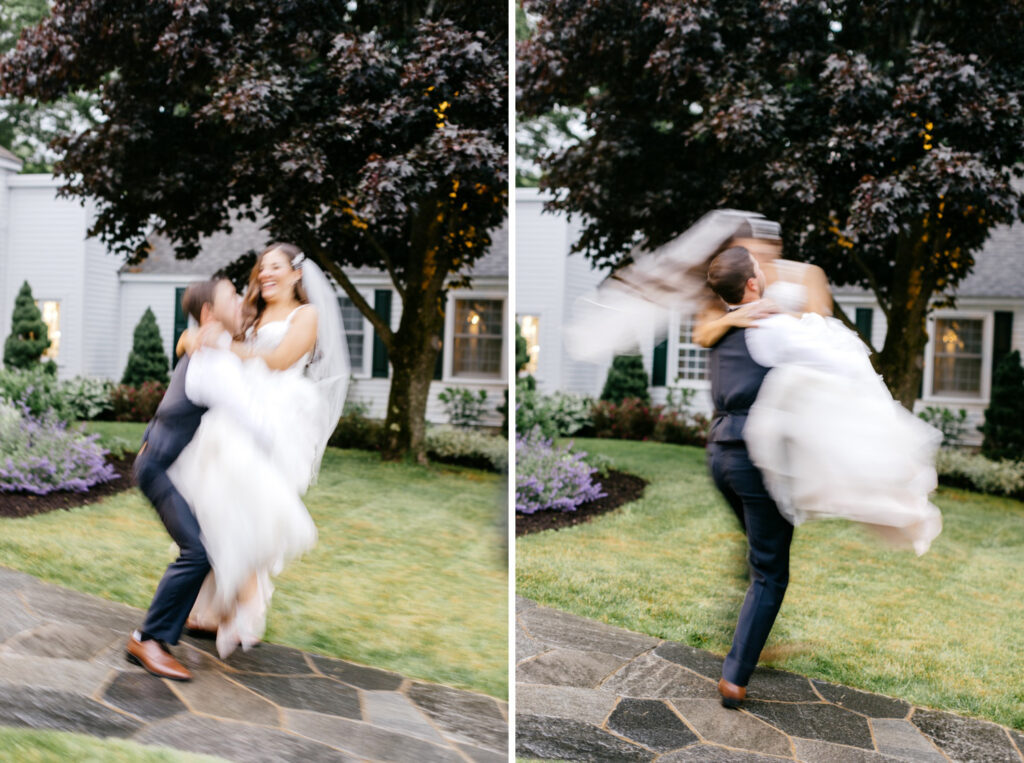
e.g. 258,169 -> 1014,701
0,148 -> 509,426
516,186 -> 1024,444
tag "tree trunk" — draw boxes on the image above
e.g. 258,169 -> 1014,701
875,248 -> 937,410
380,285 -> 445,463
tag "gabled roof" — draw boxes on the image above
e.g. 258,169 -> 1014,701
834,219 -> 1024,300
122,214 -> 509,280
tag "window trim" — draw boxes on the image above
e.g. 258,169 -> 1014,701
922,310 -> 993,404
337,292 -> 373,379
444,291 -> 507,383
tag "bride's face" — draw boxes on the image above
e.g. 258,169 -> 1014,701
258,249 -> 300,304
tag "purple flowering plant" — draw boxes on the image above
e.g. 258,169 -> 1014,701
0,400 -> 117,495
516,427 -> 605,514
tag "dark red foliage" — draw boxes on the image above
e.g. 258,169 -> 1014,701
1,0 -> 507,458
518,0 -> 1024,406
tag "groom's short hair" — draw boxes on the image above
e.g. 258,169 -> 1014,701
707,246 -> 755,305
181,278 -> 226,323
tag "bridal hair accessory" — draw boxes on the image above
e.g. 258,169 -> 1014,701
292,252 -> 306,268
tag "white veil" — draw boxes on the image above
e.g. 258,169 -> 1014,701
565,209 -> 777,361
297,255 -> 350,477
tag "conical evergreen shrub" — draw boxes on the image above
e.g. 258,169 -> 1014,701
600,355 -> 650,404
3,281 -> 50,369
980,350 -> 1024,461
122,307 -> 169,386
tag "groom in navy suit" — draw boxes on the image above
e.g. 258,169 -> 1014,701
704,245 -> 792,708
126,278 -> 238,680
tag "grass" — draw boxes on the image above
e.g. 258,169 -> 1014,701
0,727 -> 226,762
0,424 -> 508,698
517,438 -> 1024,730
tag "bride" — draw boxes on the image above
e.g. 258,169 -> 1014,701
171,243 -> 349,657
567,210 -> 942,555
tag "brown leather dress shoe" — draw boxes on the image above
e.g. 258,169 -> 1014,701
718,677 -> 746,709
126,634 -> 192,681
183,618 -> 218,639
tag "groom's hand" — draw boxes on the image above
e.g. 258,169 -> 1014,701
195,321 -> 226,350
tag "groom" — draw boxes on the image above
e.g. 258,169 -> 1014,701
704,245 -> 855,708
126,278 -> 240,680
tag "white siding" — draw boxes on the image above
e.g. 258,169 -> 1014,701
515,188 -> 606,396
4,178 -> 88,378
117,280 -> 195,381
82,200 -> 124,379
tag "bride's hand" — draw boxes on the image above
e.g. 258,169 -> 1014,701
729,299 -> 780,327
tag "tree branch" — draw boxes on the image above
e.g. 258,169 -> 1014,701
364,230 -> 408,302
304,240 -> 395,352
831,299 -> 878,355
847,246 -> 891,321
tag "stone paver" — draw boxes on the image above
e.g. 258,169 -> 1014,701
0,566 -> 508,762
515,601 -> 1024,763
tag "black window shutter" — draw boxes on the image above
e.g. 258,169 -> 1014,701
993,311 -> 1013,376
652,339 -> 668,387
172,287 -> 187,369
371,290 -> 392,378
854,307 -> 873,345
433,335 -> 444,380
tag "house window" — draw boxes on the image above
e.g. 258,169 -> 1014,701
518,315 -> 540,374
453,299 -> 503,378
35,301 -> 60,360
932,318 -> 983,397
337,296 -> 366,371
677,315 -> 710,382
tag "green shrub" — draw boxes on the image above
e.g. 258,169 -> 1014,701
3,281 -> 50,369
600,355 -> 650,404
516,383 -> 593,439
121,307 -> 169,386
110,382 -> 166,423
438,387 -> 488,428
61,376 -> 115,421
0,366 -> 70,420
918,406 -> 968,448
329,400 -> 383,450
980,350 -> 1024,461
935,449 -> 1024,499
425,426 -> 508,472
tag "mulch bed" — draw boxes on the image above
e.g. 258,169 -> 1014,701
0,455 -> 137,519
516,469 -> 648,536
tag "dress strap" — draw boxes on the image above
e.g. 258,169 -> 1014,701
285,304 -> 312,323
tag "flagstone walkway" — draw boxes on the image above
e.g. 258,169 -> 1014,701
0,565 -> 508,762
516,597 -> 1024,763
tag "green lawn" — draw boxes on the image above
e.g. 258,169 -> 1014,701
1,426 -> 508,698
517,438 -> 1024,730
0,727 -> 225,762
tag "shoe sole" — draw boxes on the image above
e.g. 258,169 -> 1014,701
125,651 -> 191,681
720,695 -> 742,709
182,626 -> 217,640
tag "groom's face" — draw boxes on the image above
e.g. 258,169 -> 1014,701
211,280 -> 241,334
750,254 -> 767,298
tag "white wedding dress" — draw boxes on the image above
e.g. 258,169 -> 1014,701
169,307 -> 323,657
743,273 -> 943,555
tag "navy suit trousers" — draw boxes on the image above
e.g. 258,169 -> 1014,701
135,449 -> 210,644
708,442 -> 794,687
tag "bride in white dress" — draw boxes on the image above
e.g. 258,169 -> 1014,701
566,210 -> 942,554
170,243 -> 349,657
